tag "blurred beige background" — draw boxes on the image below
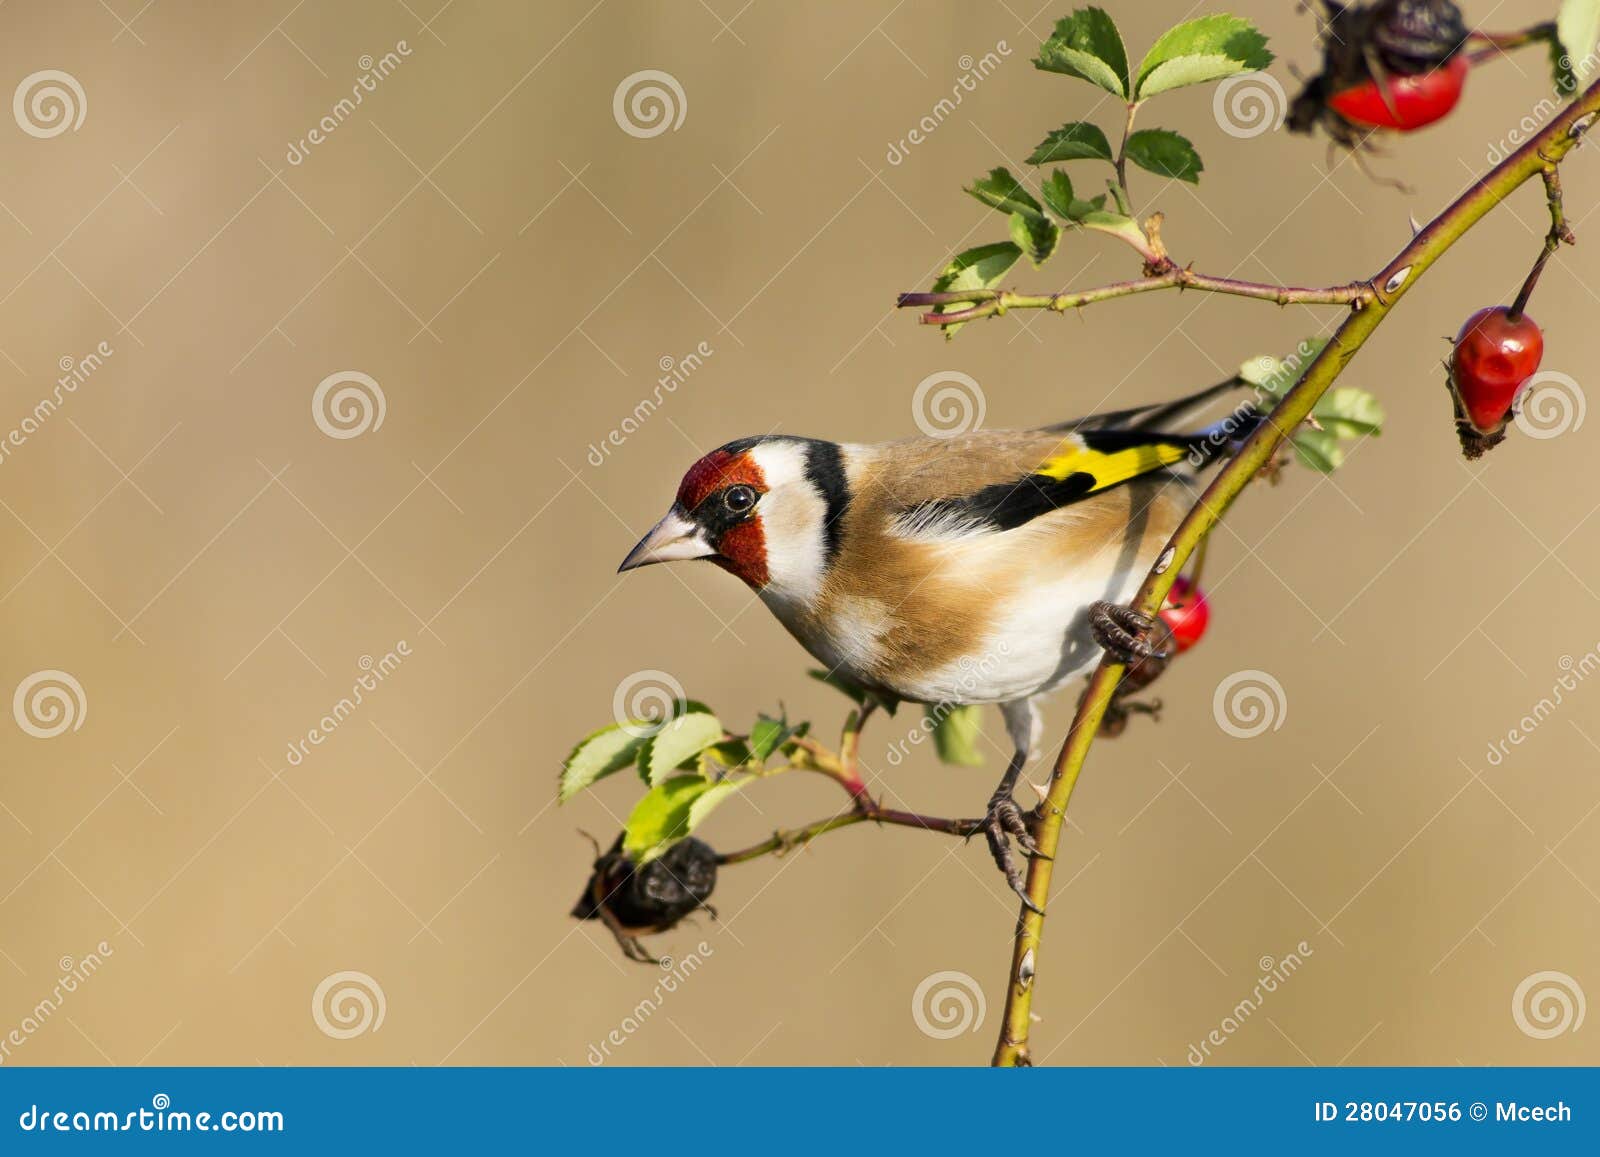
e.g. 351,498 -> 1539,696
0,0 -> 1596,1067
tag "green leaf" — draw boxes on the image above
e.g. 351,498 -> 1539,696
926,243 -> 1022,337
1009,210 -> 1060,268
749,713 -> 791,764
929,704 -> 985,767
646,711 -> 724,784
1290,429 -> 1343,473
1039,170 -> 1106,221
559,724 -> 646,802
966,167 -> 1044,219
1135,15 -> 1272,98
623,776 -> 717,862
1078,209 -> 1147,250
1313,388 -> 1385,440
1124,129 -> 1203,183
702,738 -> 751,772
1034,7 -> 1130,97
1025,122 -> 1114,165
1558,0 -> 1600,93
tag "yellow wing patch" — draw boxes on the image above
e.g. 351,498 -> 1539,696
1035,437 -> 1188,492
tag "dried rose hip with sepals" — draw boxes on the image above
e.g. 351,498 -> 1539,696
571,833 -> 718,964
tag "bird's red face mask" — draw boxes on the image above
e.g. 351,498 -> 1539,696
618,447 -> 771,588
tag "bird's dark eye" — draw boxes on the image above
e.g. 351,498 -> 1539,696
723,485 -> 757,514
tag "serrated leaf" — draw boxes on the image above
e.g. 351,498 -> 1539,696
1034,7 -> 1130,97
1039,170 -> 1106,221
926,243 -> 1022,337
646,711 -> 724,784
1124,129 -> 1203,183
623,776 -> 717,862
966,167 -> 1044,219
1290,428 -> 1343,473
1135,15 -> 1272,98
749,714 -> 790,763
1313,388 -> 1385,439
1009,210 -> 1060,268
1558,0 -> 1600,93
929,704 -> 985,767
1025,121 -> 1114,165
559,724 -> 646,802
1040,169 -> 1075,218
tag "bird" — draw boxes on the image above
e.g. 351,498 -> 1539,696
617,377 -> 1262,909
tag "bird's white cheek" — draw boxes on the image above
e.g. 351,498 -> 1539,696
753,502 -> 828,605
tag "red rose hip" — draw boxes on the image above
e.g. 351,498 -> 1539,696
1159,578 -> 1210,653
1327,55 -> 1469,131
1449,306 -> 1544,433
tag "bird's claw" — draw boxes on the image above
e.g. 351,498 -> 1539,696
1090,600 -> 1169,664
978,793 -> 1048,914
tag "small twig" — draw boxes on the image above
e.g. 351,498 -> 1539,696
715,700 -> 981,867
1465,22 -> 1558,66
896,269 -> 1372,326
1508,167 -> 1576,321
715,806 -> 982,866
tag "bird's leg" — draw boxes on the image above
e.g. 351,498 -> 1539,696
977,751 -> 1046,914
1089,600 -> 1170,664
974,700 -> 1050,914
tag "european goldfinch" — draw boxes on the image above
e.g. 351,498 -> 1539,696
619,378 -> 1261,907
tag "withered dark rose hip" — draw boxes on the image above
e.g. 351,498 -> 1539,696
1449,306 -> 1544,432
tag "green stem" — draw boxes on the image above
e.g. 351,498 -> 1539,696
1114,100 -> 1141,212
897,268 -> 1371,325
1508,168 -> 1575,322
991,80 -> 1600,1069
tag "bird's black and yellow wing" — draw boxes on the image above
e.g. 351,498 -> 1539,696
891,428 -> 1211,537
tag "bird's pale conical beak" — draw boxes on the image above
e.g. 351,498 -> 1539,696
618,509 -> 715,573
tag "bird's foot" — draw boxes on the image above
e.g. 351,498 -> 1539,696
1089,600 -> 1170,664
975,792 -> 1049,914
